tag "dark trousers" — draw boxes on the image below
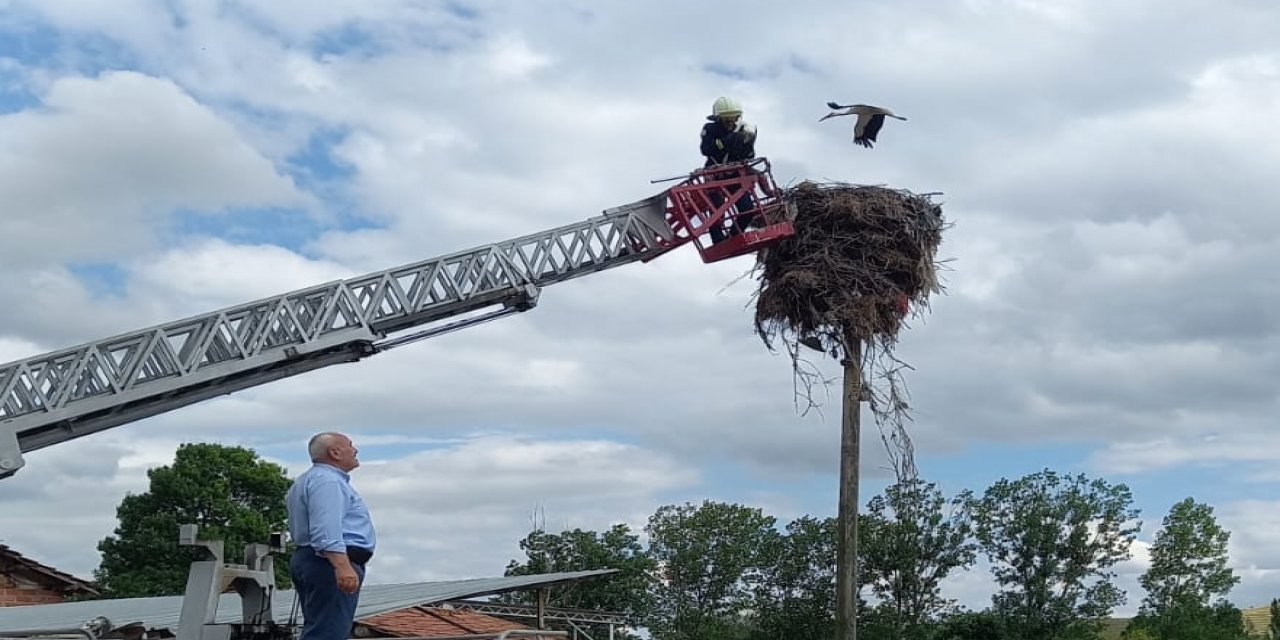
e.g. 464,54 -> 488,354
292,550 -> 366,640
708,185 -> 757,243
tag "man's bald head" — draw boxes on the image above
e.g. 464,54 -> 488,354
308,432 -> 360,471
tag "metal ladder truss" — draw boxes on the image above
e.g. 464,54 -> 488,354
0,194 -> 676,477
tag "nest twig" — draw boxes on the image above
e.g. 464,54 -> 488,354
752,181 -> 949,481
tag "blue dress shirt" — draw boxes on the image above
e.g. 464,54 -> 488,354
286,463 -> 377,554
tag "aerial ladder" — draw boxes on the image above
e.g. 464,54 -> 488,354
0,158 -> 794,479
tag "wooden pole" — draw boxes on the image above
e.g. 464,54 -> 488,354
835,334 -> 862,640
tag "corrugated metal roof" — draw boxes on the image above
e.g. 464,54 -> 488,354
0,570 -> 614,634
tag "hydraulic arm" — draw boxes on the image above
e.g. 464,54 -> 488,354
0,158 -> 795,479
0,194 -> 674,477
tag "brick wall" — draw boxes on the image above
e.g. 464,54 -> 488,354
0,586 -> 66,607
0,573 -> 70,607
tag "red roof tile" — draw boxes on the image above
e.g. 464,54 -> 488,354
0,544 -> 98,594
360,606 -> 531,638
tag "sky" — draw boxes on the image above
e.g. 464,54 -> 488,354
0,0 -> 1278,619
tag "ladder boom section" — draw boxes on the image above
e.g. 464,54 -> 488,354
0,195 -> 674,475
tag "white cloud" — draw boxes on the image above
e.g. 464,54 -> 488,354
0,433 -> 697,583
353,434 -> 701,581
1216,501 -> 1280,608
1092,434 -> 1280,476
0,71 -> 306,267
128,238 -> 356,314
481,34 -> 553,80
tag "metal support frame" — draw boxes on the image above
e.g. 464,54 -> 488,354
175,525 -> 286,640
439,600 -> 629,640
0,195 -> 675,478
439,601 -> 631,627
564,620 -> 595,640
0,427 -> 20,477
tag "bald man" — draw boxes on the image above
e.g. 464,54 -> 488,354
286,432 -> 377,640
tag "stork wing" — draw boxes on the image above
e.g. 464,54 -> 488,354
863,113 -> 887,140
853,113 -> 885,148
827,101 -> 850,109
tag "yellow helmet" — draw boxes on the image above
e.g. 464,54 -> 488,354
712,96 -> 743,117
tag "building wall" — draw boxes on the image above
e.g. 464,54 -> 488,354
0,573 -> 69,607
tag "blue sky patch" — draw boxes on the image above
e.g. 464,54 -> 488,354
0,70 -> 39,114
161,0 -> 189,31
1117,461 -> 1278,520
68,262 -> 129,300
309,22 -> 389,60
287,126 -> 356,186
306,10 -> 479,60
281,126 -> 386,237
444,1 -> 480,21
920,440 -> 1096,499
168,205 -> 374,254
0,12 -> 142,77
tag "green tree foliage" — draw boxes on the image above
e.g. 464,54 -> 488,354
95,443 -> 292,597
862,479 -> 977,639
931,610 -> 1009,640
1125,497 -> 1246,640
969,470 -> 1140,640
1119,627 -> 1158,640
749,515 -> 838,640
1124,601 -> 1249,640
646,501 -> 779,640
503,523 -> 655,635
1141,497 -> 1239,611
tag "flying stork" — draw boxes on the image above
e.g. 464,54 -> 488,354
819,101 -> 907,148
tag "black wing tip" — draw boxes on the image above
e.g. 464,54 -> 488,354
826,101 -> 845,109
854,137 -> 874,148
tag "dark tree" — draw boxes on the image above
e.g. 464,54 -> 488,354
95,443 -> 292,597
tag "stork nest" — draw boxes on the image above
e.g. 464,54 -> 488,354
752,181 -> 948,479
754,181 -> 945,350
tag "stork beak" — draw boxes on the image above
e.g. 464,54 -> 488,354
819,113 -> 834,122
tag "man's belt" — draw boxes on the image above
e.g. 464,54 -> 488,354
346,546 -> 373,566
298,545 -> 374,566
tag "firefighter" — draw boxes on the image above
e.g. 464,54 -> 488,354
700,96 -> 759,243
701,96 -> 756,166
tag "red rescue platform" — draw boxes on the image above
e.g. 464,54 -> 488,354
662,157 -> 795,263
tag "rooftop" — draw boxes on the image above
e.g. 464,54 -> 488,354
0,570 -> 614,635
0,546 -> 98,596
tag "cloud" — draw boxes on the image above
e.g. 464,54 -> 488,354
0,432 -> 698,583
0,239 -> 353,353
0,70 -> 306,267
1092,434 -> 1280,476
1216,501 -> 1280,608
342,434 -> 702,582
